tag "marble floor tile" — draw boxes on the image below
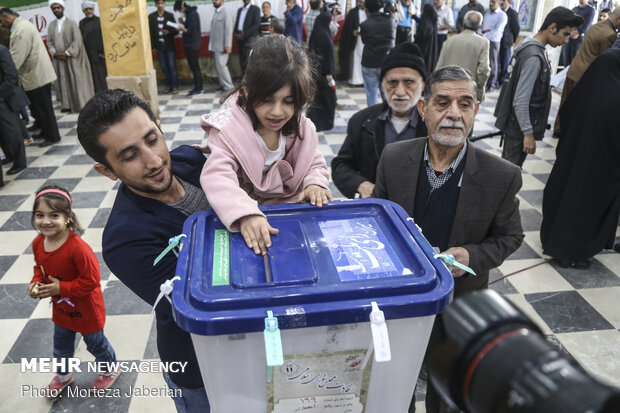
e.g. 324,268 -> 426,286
498,259 -> 573,294
555,329 -> 620,385
525,290 -> 614,334
579,287 -> 620,329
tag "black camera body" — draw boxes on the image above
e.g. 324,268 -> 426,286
429,290 -> 620,413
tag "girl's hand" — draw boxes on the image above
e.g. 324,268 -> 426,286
28,282 -> 40,299
36,276 -> 61,299
297,185 -> 334,208
240,215 -> 279,255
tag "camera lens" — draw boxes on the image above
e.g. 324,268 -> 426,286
429,290 -> 620,413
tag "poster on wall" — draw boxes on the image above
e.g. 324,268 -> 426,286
517,0 -> 538,31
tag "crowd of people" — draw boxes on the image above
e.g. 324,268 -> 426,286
0,0 -> 618,412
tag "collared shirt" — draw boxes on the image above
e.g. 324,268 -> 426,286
436,5 -> 454,35
379,106 -> 420,145
423,140 -> 467,190
481,8 -> 507,43
237,3 -> 251,31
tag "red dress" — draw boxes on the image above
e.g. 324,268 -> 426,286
31,232 -> 106,334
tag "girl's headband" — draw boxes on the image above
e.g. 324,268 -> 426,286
35,189 -> 72,205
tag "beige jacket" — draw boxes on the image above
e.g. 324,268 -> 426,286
566,19 -> 617,85
9,17 -> 56,92
437,30 -> 490,102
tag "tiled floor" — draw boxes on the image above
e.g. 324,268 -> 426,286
0,84 -> 618,413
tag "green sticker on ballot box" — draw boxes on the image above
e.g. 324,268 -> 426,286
212,230 -> 230,286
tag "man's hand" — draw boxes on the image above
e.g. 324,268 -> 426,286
225,46 -> 231,54
570,28 -> 580,39
523,133 -> 536,154
240,215 -> 279,255
55,52 -> 67,60
296,184 -> 333,207
357,181 -> 375,198
353,30 -> 360,37
36,276 -> 61,298
440,247 -> 470,278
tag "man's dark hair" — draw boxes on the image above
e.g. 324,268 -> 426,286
422,65 -> 477,103
77,89 -> 156,169
0,7 -> 19,17
539,6 -> 584,31
365,0 -> 381,13
270,18 -> 285,34
173,0 -> 185,11
309,0 -> 322,10
601,7 -> 611,14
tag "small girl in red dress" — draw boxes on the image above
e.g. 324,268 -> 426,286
29,185 -> 119,396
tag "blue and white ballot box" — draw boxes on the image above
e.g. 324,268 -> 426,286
172,199 -> 453,413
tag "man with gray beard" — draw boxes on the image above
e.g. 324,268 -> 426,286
373,65 -> 523,412
332,42 -> 428,198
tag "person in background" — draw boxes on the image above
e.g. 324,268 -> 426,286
434,0 -> 454,52
480,0 -> 507,91
560,0 -> 595,66
149,0 -> 179,94
338,0 -> 367,86
332,42 -> 428,199
270,18 -> 285,34
0,43 -> 29,175
284,0 -> 304,44
456,0 -> 485,32
305,0 -> 339,42
360,0 -> 393,106
554,7 -> 620,137
208,0 -> 234,93
47,0 -> 95,113
414,4 -> 440,73
598,7 -> 611,21
498,0 -> 520,85
436,11 -> 490,103
494,7 -> 584,167
174,1 -> 204,95
541,49 -> 620,269
234,0 -> 261,73
0,8 -> 61,148
79,1 -> 107,94
395,0 -> 415,44
308,13 -> 337,131
260,1 -> 273,36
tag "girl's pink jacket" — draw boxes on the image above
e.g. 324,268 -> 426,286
198,93 -> 330,232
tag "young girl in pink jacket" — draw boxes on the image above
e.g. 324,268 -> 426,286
200,35 -> 333,255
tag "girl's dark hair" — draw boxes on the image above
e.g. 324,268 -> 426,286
32,185 -> 84,236
222,35 -> 316,139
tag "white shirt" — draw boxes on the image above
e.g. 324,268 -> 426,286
56,15 -> 66,33
436,5 -> 454,35
237,3 -> 251,31
256,132 -> 286,173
